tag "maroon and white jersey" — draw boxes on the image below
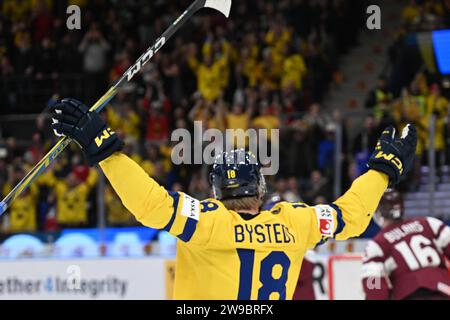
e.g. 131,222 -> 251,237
362,217 -> 450,300
293,257 -> 316,300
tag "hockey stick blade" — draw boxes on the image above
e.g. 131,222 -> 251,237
204,0 -> 232,17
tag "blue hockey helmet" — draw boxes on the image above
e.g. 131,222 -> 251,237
209,149 -> 266,200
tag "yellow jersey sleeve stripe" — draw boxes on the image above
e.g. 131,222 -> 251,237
168,209 -> 189,237
330,203 -> 346,237
162,191 -> 181,232
163,192 -> 201,242
178,218 -> 198,242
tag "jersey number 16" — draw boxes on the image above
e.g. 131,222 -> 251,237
394,235 -> 441,271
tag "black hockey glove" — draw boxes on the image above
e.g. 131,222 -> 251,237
50,98 -> 123,166
367,124 -> 417,186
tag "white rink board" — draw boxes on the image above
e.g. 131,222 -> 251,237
303,252 -> 329,300
0,258 -> 167,300
0,254 -> 366,300
328,255 -> 364,300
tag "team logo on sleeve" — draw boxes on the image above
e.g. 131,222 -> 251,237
314,205 -> 335,237
180,193 -> 200,221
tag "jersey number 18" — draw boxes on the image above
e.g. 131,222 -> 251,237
237,249 -> 291,300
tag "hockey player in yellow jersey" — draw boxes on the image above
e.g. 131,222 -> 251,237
50,98 -> 418,300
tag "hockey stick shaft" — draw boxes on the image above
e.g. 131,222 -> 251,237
0,0 -> 232,215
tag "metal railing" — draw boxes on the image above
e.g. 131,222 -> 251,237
428,115 -> 436,217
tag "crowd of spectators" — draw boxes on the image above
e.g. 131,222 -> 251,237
363,72 -> 450,190
361,0 -> 450,192
401,0 -> 450,32
0,0 -> 366,234
3,0 -> 448,235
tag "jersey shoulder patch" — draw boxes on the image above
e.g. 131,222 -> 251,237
313,205 -> 336,237
180,193 -> 201,221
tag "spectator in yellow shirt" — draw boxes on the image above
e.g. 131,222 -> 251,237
107,104 -> 141,141
225,103 -> 254,149
189,98 -> 225,131
424,84 -> 449,157
281,46 -> 307,90
402,0 -> 420,25
42,167 -> 98,227
188,42 -> 229,102
2,168 -> 38,233
265,23 -> 292,55
261,48 -> 281,91
225,104 -> 251,131
241,47 -> 263,88
251,102 -> 281,141
68,0 -> 87,7
141,143 -> 162,177
2,0 -> 32,22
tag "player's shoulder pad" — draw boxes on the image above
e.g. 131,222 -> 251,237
425,216 -> 445,235
363,239 -> 385,262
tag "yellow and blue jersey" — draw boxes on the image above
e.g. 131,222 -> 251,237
100,153 -> 388,300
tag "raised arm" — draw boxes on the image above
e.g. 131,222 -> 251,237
49,98 -> 201,236
336,125 -> 417,239
289,124 -> 418,249
332,170 -> 388,239
99,152 -> 189,229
